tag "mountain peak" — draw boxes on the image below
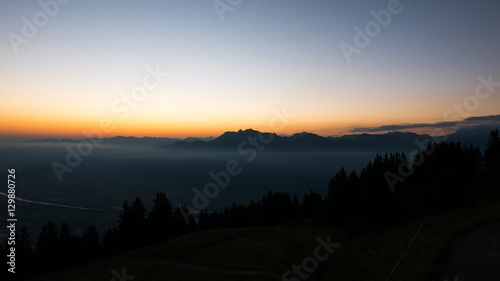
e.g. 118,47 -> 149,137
290,132 -> 319,138
217,128 -> 266,139
237,128 -> 259,133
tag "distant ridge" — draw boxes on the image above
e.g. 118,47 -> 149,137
446,124 -> 500,148
169,129 -> 431,152
25,125 -> 499,151
169,126 -> 498,151
25,136 -> 213,146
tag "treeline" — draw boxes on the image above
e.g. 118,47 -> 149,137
325,129 -> 499,228
2,130 -> 499,280
199,130 -> 499,230
0,192 -> 194,280
197,190 -> 324,229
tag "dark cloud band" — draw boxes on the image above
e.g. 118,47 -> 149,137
351,114 -> 500,133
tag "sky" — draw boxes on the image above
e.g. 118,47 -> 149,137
1,0 -> 500,138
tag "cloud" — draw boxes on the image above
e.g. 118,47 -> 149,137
462,115 -> 500,124
351,114 -> 500,133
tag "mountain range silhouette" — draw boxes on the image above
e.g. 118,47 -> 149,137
27,125 -> 499,151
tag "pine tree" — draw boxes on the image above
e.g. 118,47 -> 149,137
485,129 -> 500,178
81,225 -> 101,260
57,222 -> 77,268
148,192 -> 174,242
173,203 -> 196,236
34,221 -> 59,272
102,227 -> 119,256
117,197 -> 147,250
326,167 -> 350,224
16,227 -> 34,279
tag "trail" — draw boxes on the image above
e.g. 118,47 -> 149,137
436,220 -> 500,281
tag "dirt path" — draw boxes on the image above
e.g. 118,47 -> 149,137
436,220 -> 500,281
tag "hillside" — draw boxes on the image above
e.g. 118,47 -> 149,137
28,202 -> 500,281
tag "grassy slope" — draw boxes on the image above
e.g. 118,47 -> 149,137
30,200 -> 500,281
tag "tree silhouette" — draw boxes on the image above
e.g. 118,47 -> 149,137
81,225 -> 101,260
102,227 -> 120,256
301,190 -> 325,225
57,222 -> 78,268
148,192 -> 174,242
14,226 -> 34,279
117,197 -> 147,250
326,167 -> 350,225
34,221 -> 59,272
485,129 -> 500,179
172,203 -> 195,236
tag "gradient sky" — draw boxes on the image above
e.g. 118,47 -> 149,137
1,0 -> 500,138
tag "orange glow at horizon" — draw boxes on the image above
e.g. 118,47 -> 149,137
2,96 -> 497,139
0,111 -> 461,140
